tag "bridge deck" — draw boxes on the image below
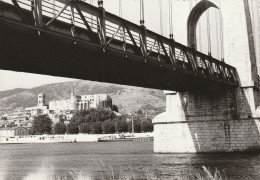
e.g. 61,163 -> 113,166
0,0 -> 238,91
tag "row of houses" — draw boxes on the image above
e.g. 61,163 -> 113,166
0,127 -> 29,137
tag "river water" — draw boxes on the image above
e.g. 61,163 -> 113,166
1,141 -> 260,180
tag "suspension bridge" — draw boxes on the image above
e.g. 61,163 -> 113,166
1,0 -> 260,153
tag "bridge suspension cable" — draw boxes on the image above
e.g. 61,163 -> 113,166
140,0 -> 145,25
218,0 -> 225,61
52,0 -> 55,18
168,0 -> 173,38
206,4 -> 212,56
250,0 -> 257,60
159,0 -> 163,35
90,0 -> 93,27
119,0 -> 122,17
215,9 -> 220,59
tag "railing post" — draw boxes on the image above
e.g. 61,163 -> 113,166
169,34 -> 176,65
192,48 -> 198,71
140,21 -> 147,57
97,0 -> 106,46
70,0 -> 75,37
31,0 -> 34,25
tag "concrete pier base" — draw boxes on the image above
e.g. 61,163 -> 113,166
153,91 -> 197,153
153,116 -> 197,153
153,91 -> 260,153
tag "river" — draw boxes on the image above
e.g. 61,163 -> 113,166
1,141 -> 260,180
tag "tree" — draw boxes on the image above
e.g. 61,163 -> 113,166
111,105 -> 119,112
137,109 -> 143,115
102,120 -> 115,134
71,109 -> 116,124
54,122 -> 66,134
79,123 -> 91,134
128,119 -> 141,133
91,121 -> 102,134
70,110 -> 88,124
141,118 -> 153,132
59,115 -> 67,123
30,115 -> 53,135
66,122 -> 79,134
115,119 -> 128,133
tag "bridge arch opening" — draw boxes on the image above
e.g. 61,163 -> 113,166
187,0 -> 222,58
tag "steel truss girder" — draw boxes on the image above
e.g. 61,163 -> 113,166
0,0 -> 238,88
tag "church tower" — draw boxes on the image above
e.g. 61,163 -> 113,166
37,94 -> 46,107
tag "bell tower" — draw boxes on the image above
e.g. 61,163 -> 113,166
37,94 -> 46,107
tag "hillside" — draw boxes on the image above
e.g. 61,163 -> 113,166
0,80 -> 166,114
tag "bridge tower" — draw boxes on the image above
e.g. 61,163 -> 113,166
153,0 -> 260,153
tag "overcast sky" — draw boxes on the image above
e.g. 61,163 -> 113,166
0,0 -> 220,91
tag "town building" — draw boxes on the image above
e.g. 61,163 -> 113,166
3,93 -> 113,128
0,127 -> 29,137
25,94 -> 50,116
6,110 -> 30,121
49,93 -> 112,113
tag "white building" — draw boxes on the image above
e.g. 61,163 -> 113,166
49,93 -> 112,113
0,127 -> 29,137
25,94 -> 49,116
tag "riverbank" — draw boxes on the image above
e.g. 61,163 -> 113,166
23,163 -> 224,180
0,132 -> 153,144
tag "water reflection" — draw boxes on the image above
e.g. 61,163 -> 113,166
1,142 -> 260,180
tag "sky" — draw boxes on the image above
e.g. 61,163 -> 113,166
0,0 -> 221,91
0,71 -> 75,91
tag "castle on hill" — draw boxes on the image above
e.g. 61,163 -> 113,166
25,93 -> 112,116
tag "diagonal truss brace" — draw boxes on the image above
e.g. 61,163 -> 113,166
11,0 -> 30,24
45,3 -> 69,28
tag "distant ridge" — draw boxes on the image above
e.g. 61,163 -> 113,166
0,80 -> 165,114
0,88 -> 28,99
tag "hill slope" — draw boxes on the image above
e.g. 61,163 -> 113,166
0,80 -> 166,114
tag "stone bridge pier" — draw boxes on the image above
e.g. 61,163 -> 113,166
153,89 -> 260,153
153,0 -> 260,153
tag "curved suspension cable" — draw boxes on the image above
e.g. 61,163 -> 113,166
192,0 -> 202,52
206,2 -> 212,55
190,0 -> 197,49
168,0 -> 173,38
159,0 -> 163,35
